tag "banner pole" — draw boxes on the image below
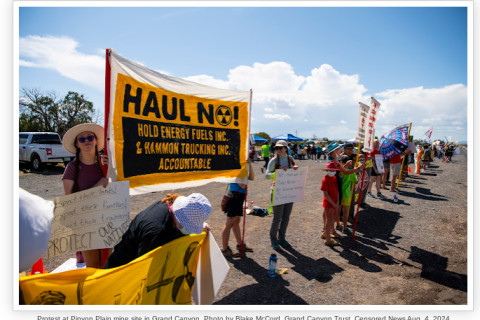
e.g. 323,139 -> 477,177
352,154 -> 367,241
396,122 -> 413,191
344,141 -> 361,229
101,48 -> 112,268
240,89 -> 253,258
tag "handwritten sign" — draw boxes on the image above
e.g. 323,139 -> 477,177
48,181 -> 130,259
273,167 -> 308,206
375,154 -> 385,173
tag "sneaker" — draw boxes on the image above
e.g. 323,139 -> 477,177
367,192 -> 374,197
261,167 -> 265,173
279,239 -> 291,248
271,241 -> 280,250
377,192 -> 386,199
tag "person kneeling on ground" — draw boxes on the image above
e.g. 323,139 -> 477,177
104,193 -> 211,269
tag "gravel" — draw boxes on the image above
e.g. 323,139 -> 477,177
19,149 -> 468,305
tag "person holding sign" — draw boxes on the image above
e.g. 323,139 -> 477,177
104,193 -> 211,269
265,140 -> 298,250
62,123 -> 110,268
221,159 -> 255,257
366,139 -> 386,199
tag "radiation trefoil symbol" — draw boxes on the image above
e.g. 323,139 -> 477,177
215,106 -> 233,126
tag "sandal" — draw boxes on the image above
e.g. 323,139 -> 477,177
324,239 -> 339,246
222,247 -> 239,257
321,232 -> 326,239
237,243 -> 254,252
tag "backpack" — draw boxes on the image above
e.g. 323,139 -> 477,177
274,155 -> 295,170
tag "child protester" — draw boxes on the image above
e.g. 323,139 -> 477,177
338,155 -> 358,234
321,162 -> 340,246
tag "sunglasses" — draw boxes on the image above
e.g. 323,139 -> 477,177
77,135 -> 95,143
275,146 -> 286,150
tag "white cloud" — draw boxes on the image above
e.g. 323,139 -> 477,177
19,35 -> 467,141
20,35 -> 104,91
264,113 -> 291,121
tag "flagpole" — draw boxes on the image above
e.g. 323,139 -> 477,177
352,152 -> 367,241
344,141 -> 361,228
240,89 -> 253,258
396,122 -> 413,191
100,48 -> 112,268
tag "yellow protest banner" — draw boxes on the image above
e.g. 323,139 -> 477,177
106,50 -> 251,194
20,233 -> 205,305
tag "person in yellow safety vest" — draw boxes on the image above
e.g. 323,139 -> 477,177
261,142 -> 270,173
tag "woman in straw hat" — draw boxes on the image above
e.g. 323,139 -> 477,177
62,123 -> 110,268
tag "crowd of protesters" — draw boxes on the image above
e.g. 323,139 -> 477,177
19,124 -> 460,274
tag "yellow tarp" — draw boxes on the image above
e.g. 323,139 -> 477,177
20,233 -> 206,305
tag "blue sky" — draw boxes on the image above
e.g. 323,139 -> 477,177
17,3 -> 470,142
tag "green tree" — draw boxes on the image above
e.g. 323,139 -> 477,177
20,88 -> 95,137
253,132 -> 271,141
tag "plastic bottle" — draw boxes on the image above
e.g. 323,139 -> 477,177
267,254 -> 277,278
393,193 -> 398,203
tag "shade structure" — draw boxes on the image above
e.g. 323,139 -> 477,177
379,124 -> 409,160
271,133 -> 303,142
251,134 -> 268,143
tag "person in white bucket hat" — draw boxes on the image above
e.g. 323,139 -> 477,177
62,123 -> 110,268
104,193 -> 211,269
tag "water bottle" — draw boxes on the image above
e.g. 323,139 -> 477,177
393,193 -> 398,203
267,254 -> 277,278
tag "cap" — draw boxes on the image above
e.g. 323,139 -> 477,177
323,161 -> 340,171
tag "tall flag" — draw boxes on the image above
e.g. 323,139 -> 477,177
424,126 -> 433,139
105,49 -> 252,195
356,102 -> 370,141
362,97 -> 381,152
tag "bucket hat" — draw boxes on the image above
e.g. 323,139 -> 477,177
275,140 -> 288,148
62,123 -> 104,154
327,142 -> 341,154
323,161 -> 340,171
173,193 -> 211,234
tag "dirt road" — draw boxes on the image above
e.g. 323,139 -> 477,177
19,149 -> 468,305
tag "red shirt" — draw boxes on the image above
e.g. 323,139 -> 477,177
368,148 -> 379,159
321,175 -> 338,208
389,154 -> 402,164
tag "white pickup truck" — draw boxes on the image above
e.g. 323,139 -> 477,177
19,132 -> 75,171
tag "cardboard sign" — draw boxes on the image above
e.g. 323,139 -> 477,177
356,102 -> 370,141
363,97 -> 381,152
273,167 -> 308,206
375,154 -> 385,173
48,181 -> 130,259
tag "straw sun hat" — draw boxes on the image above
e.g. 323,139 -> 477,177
62,123 -> 104,154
